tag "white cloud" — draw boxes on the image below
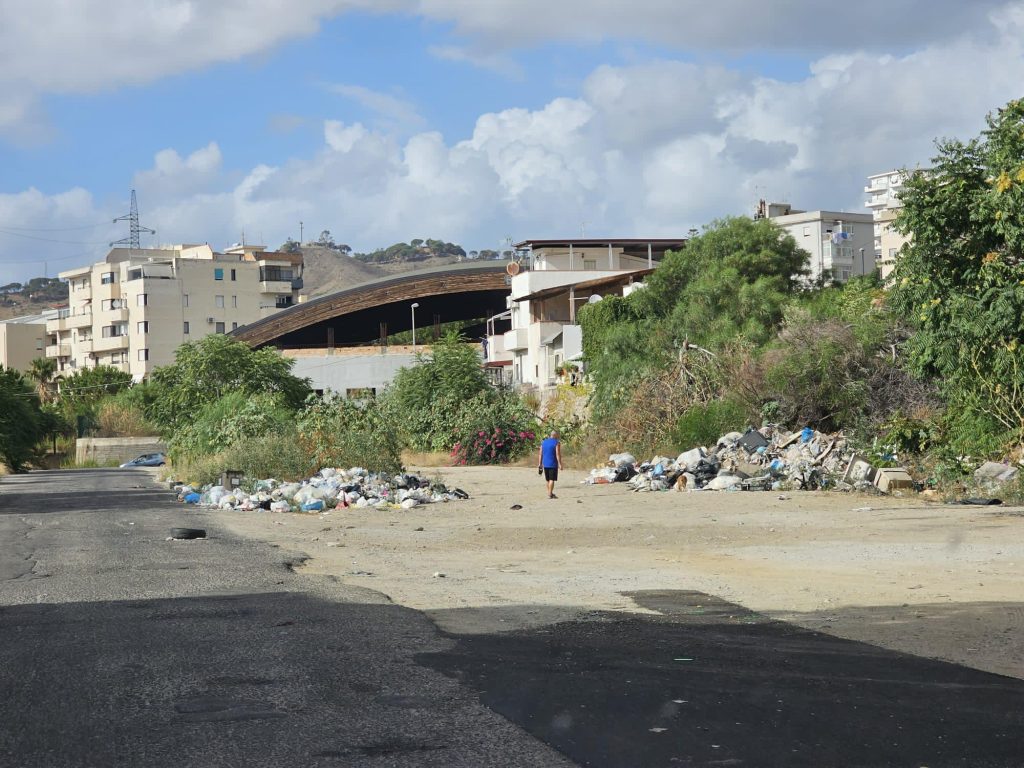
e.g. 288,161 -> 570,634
413,0 -> 1013,50
427,45 -> 523,79
0,0 -> 379,139
4,6 -> 1024,286
326,83 -> 425,130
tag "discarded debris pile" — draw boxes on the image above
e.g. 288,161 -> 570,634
173,467 -> 470,512
584,427 -> 916,493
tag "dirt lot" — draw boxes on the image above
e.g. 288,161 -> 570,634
218,465 -> 1024,681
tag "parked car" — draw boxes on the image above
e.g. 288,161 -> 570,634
120,453 -> 166,468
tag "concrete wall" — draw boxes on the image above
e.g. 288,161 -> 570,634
76,437 -> 166,465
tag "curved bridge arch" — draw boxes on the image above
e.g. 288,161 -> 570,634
232,262 -> 510,348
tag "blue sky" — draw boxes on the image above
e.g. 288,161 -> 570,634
1,0 -> 1022,285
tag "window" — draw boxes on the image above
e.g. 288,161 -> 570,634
889,247 -> 898,258
214,268 -> 224,281
183,321 -> 190,334
137,321 -> 149,334
136,293 -> 148,307
840,269 -> 852,281
138,349 -> 149,362
231,322 -> 238,331
182,294 -> 190,308
230,269 -> 237,281
803,226 -> 810,236
101,272 -> 116,284
215,295 -> 225,308
231,295 -> 237,308
215,322 -> 225,333
583,259 -> 597,270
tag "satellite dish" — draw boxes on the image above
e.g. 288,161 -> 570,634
506,262 -> 521,276
587,294 -> 603,304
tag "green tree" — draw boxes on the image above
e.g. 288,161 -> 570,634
579,216 -> 809,423
27,357 -> 57,403
890,97 -> 1024,451
0,366 -> 43,471
57,365 -> 133,411
381,332 -> 492,451
148,334 -> 311,432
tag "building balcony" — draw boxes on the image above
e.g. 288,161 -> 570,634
259,280 -> 293,294
503,328 -> 529,352
93,335 -> 129,353
65,312 -> 92,329
95,283 -> 121,301
46,344 -> 71,358
78,339 -> 94,354
100,308 -> 129,322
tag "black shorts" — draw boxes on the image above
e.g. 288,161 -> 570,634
544,467 -> 558,481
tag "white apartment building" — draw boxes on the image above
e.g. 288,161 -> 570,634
865,169 -> 912,281
485,239 -> 686,389
46,243 -> 303,380
760,202 -> 875,282
0,310 -> 56,374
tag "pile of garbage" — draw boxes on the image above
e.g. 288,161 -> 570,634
174,467 -> 469,512
584,426 -> 916,494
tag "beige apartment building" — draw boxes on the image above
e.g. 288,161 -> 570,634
0,310 -> 55,374
46,243 -> 302,380
865,169 -> 912,281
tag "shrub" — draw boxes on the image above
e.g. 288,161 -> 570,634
670,399 -> 750,450
449,391 -> 539,465
0,366 -> 44,471
95,394 -> 158,437
168,392 -> 294,463
298,395 -> 403,474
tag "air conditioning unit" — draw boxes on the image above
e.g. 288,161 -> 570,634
206,317 -> 216,324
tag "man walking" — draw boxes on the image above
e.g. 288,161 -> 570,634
538,430 -> 563,499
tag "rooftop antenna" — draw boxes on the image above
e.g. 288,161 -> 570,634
111,189 -> 155,249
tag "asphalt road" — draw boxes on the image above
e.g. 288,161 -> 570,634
0,469 -> 572,768
3,470 -> 1023,768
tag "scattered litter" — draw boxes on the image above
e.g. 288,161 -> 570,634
974,462 -> 1018,491
171,468 -> 470,513
510,504 -> 523,510
649,728 -> 668,733
582,426 -> 918,493
954,497 -> 1003,506
433,571 -> 446,578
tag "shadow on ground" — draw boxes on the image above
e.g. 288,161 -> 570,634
419,590 -> 1024,768
0,591 -> 568,768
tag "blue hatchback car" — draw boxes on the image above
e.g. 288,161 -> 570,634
120,453 -> 166,468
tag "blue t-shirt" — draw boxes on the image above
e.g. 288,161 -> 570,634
541,437 -> 559,468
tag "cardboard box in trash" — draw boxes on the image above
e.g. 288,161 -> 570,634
873,468 -> 914,494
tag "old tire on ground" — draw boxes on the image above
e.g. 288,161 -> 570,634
170,527 -> 207,540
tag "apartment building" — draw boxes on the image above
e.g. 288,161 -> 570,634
759,201 -> 875,282
865,169 -> 912,281
485,239 -> 686,390
46,243 -> 303,380
0,310 -> 55,374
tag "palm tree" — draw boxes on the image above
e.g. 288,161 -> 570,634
28,357 -> 57,403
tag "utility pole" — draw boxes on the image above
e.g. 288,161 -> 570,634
299,221 -> 304,245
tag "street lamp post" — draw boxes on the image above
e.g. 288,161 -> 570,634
411,302 -> 420,350
859,247 -> 866,276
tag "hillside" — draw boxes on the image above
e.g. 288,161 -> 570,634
299,247 -> 464,297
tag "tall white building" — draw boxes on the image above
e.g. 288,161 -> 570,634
46,243 -> 303,381
865,169 -> 912,281
759,202 -> 875,282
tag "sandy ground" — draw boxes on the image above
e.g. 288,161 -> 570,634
216,466 -> 1024,681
